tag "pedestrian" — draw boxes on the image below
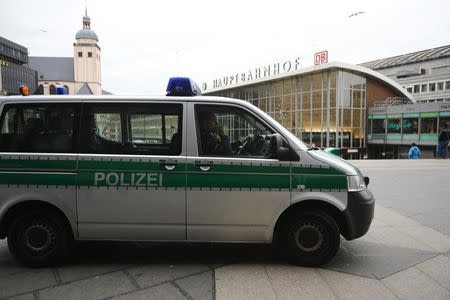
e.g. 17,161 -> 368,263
437,123 -> 450,158
408,143 -> 421,159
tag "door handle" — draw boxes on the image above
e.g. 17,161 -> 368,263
194,160 -> 213,172
160,159 -> 177,171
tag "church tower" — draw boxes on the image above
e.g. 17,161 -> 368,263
73,8 -> 101,95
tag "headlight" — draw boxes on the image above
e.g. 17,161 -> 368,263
347,175 -> 366,192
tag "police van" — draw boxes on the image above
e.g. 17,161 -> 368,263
0,78 -> 374,267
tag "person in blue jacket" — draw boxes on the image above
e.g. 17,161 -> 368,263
408,143 -> 421,159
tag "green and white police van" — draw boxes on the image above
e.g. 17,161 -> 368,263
0,78 -> 374,267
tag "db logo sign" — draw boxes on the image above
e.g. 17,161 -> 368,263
314,51 -> 328,65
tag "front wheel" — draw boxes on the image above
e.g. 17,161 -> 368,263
281,210 -> 340,267
7,209 -> 71,267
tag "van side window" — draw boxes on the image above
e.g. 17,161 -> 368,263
0,104 -> 77,153
82,105 -> 124,154
195,105 -> 275,158
81,103 -> 182,156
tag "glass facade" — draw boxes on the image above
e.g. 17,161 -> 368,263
211,69 -> 367,149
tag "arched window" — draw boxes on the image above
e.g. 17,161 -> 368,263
36,85 -> 44,95
49,85 -> 56,95
64,85 -> 70,94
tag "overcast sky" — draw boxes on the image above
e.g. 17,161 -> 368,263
1,0 -> 450,95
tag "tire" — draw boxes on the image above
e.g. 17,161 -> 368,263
280,210 -> 340,267
7,209 -> 71,267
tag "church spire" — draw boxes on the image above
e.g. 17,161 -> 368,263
82,6 -> 91,29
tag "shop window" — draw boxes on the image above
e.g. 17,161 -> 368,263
402,118 -> 419,134
421,118 -> 437,134
439,117 -> 450,130
386,119 -> 401,133
372,119 -> 386,134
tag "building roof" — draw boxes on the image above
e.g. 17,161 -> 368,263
360,45 -> 450,70
28,56 -> 74,81
75,8 -> 98,41
77,83 -> 93,95
75,28 -> 98,41
203,61 -> 414,103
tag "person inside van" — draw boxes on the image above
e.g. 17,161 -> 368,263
199,111 -> 232,156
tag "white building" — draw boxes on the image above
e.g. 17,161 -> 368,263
361,45 -> 450,104
28,9 -> 104,95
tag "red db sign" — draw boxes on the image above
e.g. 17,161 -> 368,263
314,51 -> 328,65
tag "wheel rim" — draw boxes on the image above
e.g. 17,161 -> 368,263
293,223 -> 324,252
24,223 -> 56,253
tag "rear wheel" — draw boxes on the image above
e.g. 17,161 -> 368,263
7,209 -> 71,267
280,210 -> 340,267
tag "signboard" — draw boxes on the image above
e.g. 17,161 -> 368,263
314,51 -> 328,65
203,57 -> 301,91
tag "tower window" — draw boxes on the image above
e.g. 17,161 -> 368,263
88,52 -> 92,57
78,52 -> 83,57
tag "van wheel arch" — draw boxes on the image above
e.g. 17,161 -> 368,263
273,200 -> 347,244
0,200 -> 74,240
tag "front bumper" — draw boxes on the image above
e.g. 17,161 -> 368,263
342,188 -> 375,240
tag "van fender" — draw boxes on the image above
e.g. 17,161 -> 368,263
266,191 -> 347,242
0,191 -> 77,238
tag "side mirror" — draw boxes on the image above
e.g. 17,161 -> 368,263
269,133 -> 290,160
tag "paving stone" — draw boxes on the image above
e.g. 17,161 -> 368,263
57,263 -> 128,283
370,218 -> 389,227
5,293 -> 35,300
368,226 -> 435,252
375,205 -> 420,227
127,264 -> 209,288
398,226 -> 450,253
326,239 -> 436,279
318,269 -> 397,300
415,255 -> 450,290
0,256 -> 30,277
265,264 -> 337,300
174,270 -> 213,300
215,264 -> 276,300
114,283 -> 186,300
0,269 -> 56,299
39,271 -> 136,300
382,266 -> 450,300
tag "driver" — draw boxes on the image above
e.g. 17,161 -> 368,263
199,111 -> 232,156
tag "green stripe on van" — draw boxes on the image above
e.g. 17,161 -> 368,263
0,172 -> 76,186
292,174 -> 347,190
0,159 -> 76,170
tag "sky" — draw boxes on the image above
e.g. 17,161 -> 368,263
1,0 -> 450,95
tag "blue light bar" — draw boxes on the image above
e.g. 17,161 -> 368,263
55,85 -> 68,95
166,77 -> 202,96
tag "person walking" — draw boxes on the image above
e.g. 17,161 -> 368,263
408,143 -> 421,159
438,123 -> 450,158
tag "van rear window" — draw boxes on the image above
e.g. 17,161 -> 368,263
0,103 -> 78,153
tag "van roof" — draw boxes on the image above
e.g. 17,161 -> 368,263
0,95 -> 247,105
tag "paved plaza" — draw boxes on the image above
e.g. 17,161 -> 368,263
0,160 -> 449,300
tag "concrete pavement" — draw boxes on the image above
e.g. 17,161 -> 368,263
1,160 -> 449,299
